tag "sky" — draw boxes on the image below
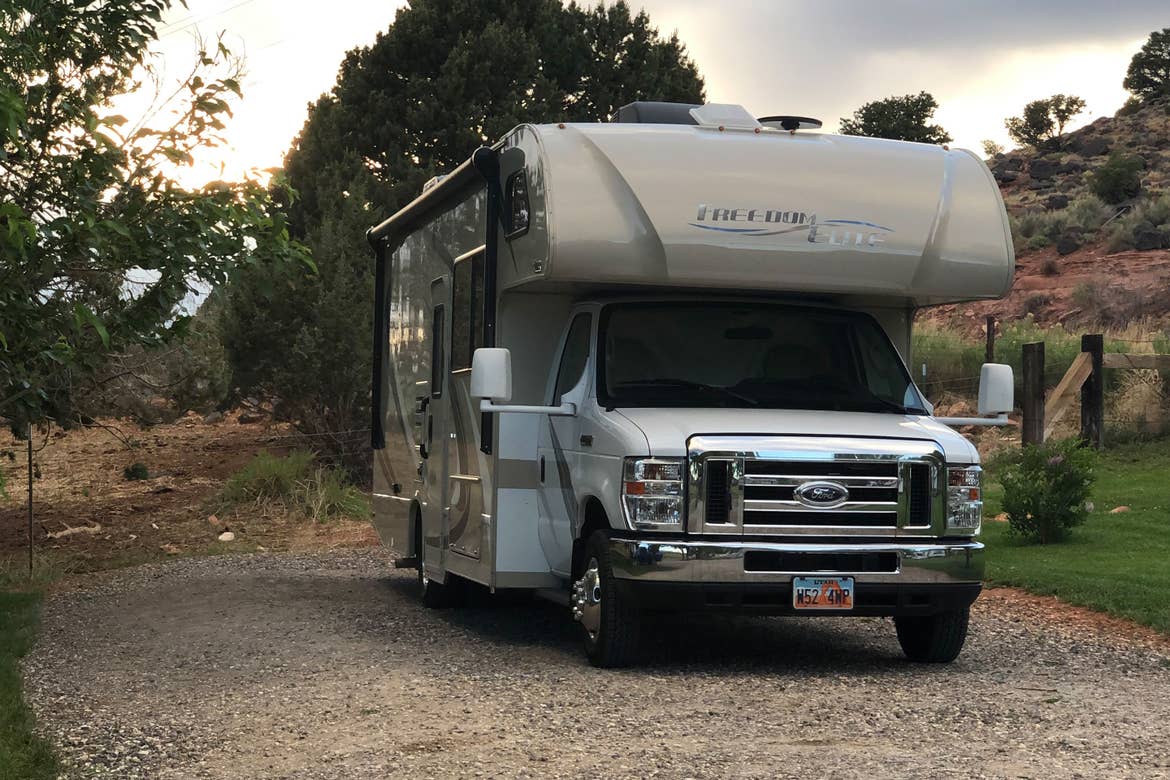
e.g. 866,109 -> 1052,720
140,0 -> 1169,188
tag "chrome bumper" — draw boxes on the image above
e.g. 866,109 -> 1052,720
608,537 -> 984,585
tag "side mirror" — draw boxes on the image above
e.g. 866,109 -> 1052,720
471,348 -> 512,403
977,363 -> 1014,415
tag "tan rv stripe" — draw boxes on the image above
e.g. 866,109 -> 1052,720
497,459 -> 539,490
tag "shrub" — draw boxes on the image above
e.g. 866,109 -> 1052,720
1040,258 -> 1060,276
1025,234 -> 1051,251
998,438 -> 1096,544
1088,152 -> 1144,204
123,462 -> 149,481
220,451 -> 314,505
217,450 -> 368,521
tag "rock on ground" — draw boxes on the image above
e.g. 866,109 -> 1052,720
23,550 -> 1170,779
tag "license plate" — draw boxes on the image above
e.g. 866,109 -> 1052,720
793,576 -> 854,611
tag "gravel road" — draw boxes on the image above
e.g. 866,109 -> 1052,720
23,550 -> 1170,779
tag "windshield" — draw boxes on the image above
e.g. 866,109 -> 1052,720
598,302 -> 927,413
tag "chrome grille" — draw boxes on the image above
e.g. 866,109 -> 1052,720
688,435 -> 945,538
741,459 -> 899,530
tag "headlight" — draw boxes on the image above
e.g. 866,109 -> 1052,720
946,465 -> 982,534
622,457 -> 683,529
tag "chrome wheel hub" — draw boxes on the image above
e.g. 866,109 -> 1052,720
571,558 -> 602,639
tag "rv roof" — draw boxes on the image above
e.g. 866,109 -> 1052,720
496,114 -> 1014,307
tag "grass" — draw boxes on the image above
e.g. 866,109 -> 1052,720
217,450 -> 369,522
982,438 -> 1170,634
0,593 -> 58,780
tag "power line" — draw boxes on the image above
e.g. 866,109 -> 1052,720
159,0 -> 263,39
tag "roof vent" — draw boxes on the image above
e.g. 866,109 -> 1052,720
614,101 -> 701,125
688,103 -> 761,131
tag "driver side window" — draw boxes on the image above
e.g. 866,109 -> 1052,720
553,313 -> 592,404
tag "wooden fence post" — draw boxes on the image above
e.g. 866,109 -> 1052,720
1080,333 -> 1104,449
985,315 -> 996,363
1022,341 -> 1045,446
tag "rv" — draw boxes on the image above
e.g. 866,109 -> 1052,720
367,103 -> 1014,668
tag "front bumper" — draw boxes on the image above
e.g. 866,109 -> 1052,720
608,537 -> 983,616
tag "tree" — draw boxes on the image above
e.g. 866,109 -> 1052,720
221,0 -> 705,468
1123,28 -> 1170,102
838,92 -> 952,144
1005,94 -> 1086,149
0,1 -> 309,438
981,139 -> 1004,158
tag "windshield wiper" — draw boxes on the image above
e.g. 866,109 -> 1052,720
614,378 -> 760,406
855,397 -> 924,415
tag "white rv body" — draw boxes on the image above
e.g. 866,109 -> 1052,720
368,104 -> 1015,666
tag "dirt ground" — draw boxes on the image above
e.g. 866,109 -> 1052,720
22,550 -> 1170,779
0,413 -> 377,573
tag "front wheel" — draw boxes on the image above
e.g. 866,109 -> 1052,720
894,609 -> 970,663
572,531 -> 640,668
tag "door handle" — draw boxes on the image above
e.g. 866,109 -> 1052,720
539,456 -> 545,483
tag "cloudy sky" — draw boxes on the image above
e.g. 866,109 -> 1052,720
143,0 -> 1168,187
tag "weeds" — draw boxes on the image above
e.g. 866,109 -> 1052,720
0,552 -> 78,592
122,462 -> 149,481
217,451 -> 369,522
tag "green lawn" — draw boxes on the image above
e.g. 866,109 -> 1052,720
982,438 -> 1170,634
0,593 -> 57,780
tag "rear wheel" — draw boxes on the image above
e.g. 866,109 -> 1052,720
894,609 -> 970,663
573,531 -> 640,668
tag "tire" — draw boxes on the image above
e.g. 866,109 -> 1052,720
415,514 -> 460,609
894,608 -> 970,663
574,531 -> 640,668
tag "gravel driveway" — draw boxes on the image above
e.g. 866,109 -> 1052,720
23,550 -> 1170,779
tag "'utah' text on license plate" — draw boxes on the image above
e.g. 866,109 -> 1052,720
793,576 -> 854,610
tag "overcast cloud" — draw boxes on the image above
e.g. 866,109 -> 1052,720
146,0 -> 1169,184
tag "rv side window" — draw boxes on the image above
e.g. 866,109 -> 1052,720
451,252 -> 485,371
430,304 -> 445,398
553,314 -> 592,404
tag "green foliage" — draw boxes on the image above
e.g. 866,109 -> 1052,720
218,451 -> 368,521
998,438 -> 1096,544
0,0 -> 309,435
1009,195 -> 1114,253
838,91 -> 952,144
1004,94 -> 1086,149
122,462 -> 149,481
981,438 -> 1170,632
1123,28 -> 1170,102
222,0 -> 705,468
1088,152 -> 1144,204
1106,192 -> 1170,251
981,139 -> 1004,158
221,451 -> 315,504
0,593 -> 58,780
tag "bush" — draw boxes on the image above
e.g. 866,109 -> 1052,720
1088,152 -> 1144,204
1106,193 -> 1170,252
123,462 -> 149,481
998,438 -> 1096,544
217,450 -> 368,521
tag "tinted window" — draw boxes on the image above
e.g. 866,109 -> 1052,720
430,304 -> 445,398
451,252 -> 485,371
553,314 -> 592,404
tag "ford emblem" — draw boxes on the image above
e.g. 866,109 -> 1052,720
794,480 -> 850,508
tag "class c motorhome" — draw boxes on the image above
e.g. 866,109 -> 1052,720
367,102 -> 1015,667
